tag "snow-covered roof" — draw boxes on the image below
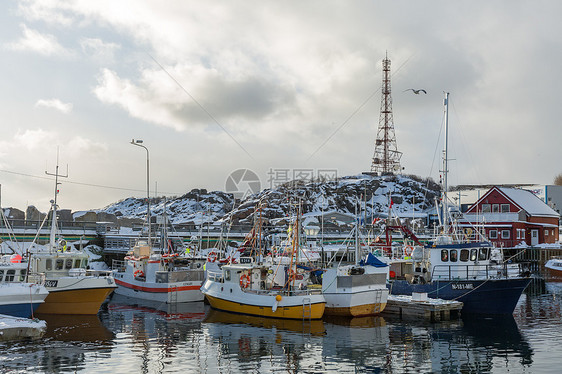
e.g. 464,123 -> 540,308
498,187 -> 559,217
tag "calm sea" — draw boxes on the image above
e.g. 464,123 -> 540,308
1,278 -> 561,373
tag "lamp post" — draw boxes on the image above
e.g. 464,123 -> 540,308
131,139 -> 151,246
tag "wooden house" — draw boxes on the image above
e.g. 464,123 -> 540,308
461,186 -> 559,247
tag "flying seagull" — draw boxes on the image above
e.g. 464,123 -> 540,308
404,89 -> 427,94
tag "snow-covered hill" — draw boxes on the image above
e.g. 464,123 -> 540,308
94,174 -> 440,227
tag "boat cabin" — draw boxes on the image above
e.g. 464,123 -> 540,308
0,255 -> 28,283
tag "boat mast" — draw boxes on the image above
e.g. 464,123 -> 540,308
442,92 -> 450,234
45,150 -> 68,252
355,202 -> 360,265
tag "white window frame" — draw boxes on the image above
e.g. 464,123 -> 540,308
501,230 -> 510,239
501,204 -> 510,213
489,229 -> 498,239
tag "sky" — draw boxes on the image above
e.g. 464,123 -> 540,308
1,0 -> 561,213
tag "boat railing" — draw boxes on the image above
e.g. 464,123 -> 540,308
112,259 -> 127,272
25,272 -> 46,285
431,262 -> 530,281
155,269 -> 206,283
85,269 -> 114,278
243,286 -> 323,296
206,270 -> 224,283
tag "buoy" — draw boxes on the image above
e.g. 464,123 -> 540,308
275,294 -> 282,302
207,251 -> 218,263
239,274 -> 251,288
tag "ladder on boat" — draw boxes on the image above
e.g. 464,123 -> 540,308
302,297 -> 312,321
373,289 -> 383,314
169,285 -> 178,305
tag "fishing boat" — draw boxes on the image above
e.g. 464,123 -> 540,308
545,256 -> 562,277
201,204 -> 326,319
387,93 -> 531,314
0,255 -> 49,318
321,219 -> 389,317
112,189 -> 205,303
112,240 -> 205,303
26,159 -> 116,315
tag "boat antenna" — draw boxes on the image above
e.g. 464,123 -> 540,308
442,92 -> 450,234
45,148 -> 68,253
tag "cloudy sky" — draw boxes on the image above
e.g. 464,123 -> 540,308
1,0 -> 561,212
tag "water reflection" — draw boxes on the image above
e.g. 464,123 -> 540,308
3,282 -> 562,373
0,313 -> 114,373
322,316 -> 389,373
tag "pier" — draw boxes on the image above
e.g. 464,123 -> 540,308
382,294 -> 463,322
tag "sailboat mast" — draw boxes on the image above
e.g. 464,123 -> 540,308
442,92 -> 450,234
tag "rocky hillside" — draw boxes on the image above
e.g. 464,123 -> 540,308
91,174 -> 441,227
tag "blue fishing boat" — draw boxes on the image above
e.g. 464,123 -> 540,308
0,256 -> 49,318
386,93 -> 531,315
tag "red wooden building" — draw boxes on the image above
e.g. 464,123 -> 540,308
461,186 -> 559,247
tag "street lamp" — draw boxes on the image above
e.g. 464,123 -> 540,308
131,139 -> 151,246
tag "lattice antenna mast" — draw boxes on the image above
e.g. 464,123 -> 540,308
371,53 -> 402,174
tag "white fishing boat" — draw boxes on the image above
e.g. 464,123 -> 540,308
112,168 -> 205,303
112,240 -> 205,303
322,218 -> 389,317
0,255 -> 49,318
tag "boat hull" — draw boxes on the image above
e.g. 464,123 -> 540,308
389,277 -> 531,314
0,283 -> 49,318
205,293 -> 325,320
114,278 -> 203,303
323,289 -> 389,317
545,259 -> 562,277
34,276 -> 116,315
35,286 -> 115,314
202,276 -> 325,320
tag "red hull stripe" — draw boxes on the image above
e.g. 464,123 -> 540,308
115,279 -> 200,293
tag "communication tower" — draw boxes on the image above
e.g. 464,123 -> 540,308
370,54 -> 402,174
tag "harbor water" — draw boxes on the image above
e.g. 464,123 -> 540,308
1,279 -> 561,373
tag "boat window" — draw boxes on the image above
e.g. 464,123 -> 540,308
479,248 -> 489,261
74,259 -> 81,268
460,249 -> 469,262
470,249 -> 477,261
6,269 -> 15,282
55,259 -> 64,270
441,250 -> 448,262
224,270 -> 231,281
0,269 -> 3,281
65,259 -> 73,269
450,250 -> 458,262
19,269 -> 26,282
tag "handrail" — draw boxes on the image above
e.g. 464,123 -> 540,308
431,262 -> 530,280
